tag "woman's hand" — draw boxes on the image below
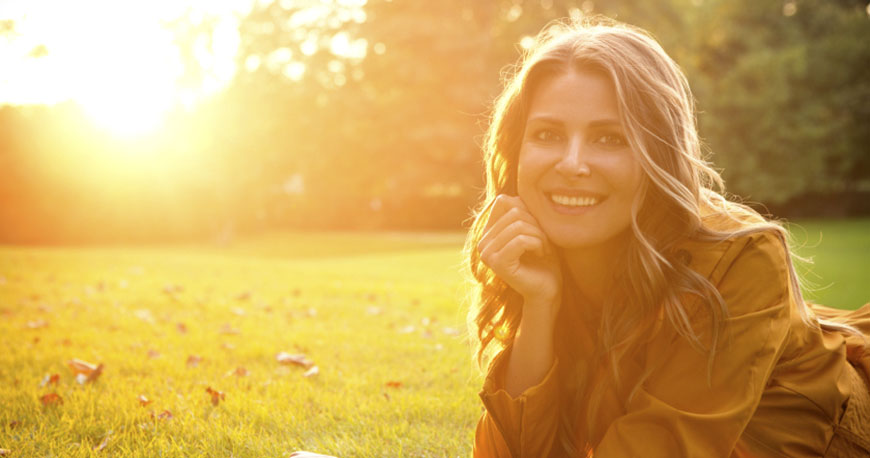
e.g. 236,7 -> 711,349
478,194 -> 562,321
478,195 -> 563,396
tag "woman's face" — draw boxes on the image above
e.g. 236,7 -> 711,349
516,68 -> 643,251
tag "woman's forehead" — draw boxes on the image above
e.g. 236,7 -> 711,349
525,69 -> 621,125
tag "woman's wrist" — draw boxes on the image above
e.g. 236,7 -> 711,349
521,294 -> 561,327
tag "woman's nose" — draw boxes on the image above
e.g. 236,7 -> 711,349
554,137 -> 591,177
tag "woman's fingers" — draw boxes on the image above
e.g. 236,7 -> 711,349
480,218 -> 546,261
479,196 -> 541,250
488,234 -> 545,274
483,194 -> 527,232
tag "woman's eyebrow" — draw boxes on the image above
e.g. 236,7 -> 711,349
526,115 -> 622,128
525,115 -> 563,125
587,119 -> 622,128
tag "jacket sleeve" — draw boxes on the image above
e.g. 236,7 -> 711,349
593,231 -> 795,457
473,348 -> 562,458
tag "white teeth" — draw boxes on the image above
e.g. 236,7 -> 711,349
551,194 -> 599,207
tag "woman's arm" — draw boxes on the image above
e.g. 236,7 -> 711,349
477,194 -> 562,395
474,195 -> 564,456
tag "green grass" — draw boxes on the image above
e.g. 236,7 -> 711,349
1,221 -> 868,457
0,232 -> 480,457
787,218 -> 870,310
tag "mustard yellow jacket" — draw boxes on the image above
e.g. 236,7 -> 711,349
474,231 -> 870,457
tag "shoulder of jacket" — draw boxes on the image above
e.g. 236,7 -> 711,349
676,229 -> 786,286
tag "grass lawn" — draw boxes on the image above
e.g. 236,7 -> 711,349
1,220 -> 868,457
787,218 -> 870,310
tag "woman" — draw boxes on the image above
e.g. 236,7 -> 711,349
467,18 -> 870,457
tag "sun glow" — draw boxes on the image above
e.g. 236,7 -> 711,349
0,0 -> 249,138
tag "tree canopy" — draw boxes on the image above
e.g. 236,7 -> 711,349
1,0 -> 868,242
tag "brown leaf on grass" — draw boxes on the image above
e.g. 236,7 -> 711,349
384,381 -> 402,389
8,420 -> 20,429
303,366 -> 319,378
176,322 -> 188,334
39,373 -> 60,387
219,324 -> 240,335
162,284 -> 183,294
151,409 -> 173,420
205,387 -> 225,406
93,433 -> 110,451
228,367 -> 249,377
67,359 -> 103,384
138,395 -> 152,407
26,319 -> 48,329
442,327 -> 460,336
39,392 -> 63,406
186,355 -> 203,368
276,352 -> 313,368
0,448 -> 10,456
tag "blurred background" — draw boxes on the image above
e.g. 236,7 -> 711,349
1,0 -> 868,244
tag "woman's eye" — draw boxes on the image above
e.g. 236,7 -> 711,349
594,133 -> 627,147
532,129 -> 561,142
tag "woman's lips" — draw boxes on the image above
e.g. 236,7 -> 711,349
547,191 -> 605,214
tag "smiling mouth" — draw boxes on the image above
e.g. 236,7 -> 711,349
549,193 -> 602,207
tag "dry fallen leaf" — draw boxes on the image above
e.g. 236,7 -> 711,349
442,327 -> 460,336
39,373 -> 60,387
176,322 -> 188,334
138,395 -> 152,407
205,387 -> 225,406
8,420 -> 20,429
0,448 -> 10,456
186,355 -> 203,368
228,367 -> 249,377
303,366 -> 319,378
162,284 -> 183,294
276,352 -> 314,368
93,433 -> 110,451
219,324 -> 240,335
67,359 -> 103,384
384,381 -> 402,389
39,392 -> 63,406
133,309 -> 155,323
151,409 -> 173,420
26,319 -> 48,329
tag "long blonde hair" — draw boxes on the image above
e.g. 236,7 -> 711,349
465,17 -> 841,455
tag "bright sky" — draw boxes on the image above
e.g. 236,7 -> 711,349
0,0 -> 255,136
